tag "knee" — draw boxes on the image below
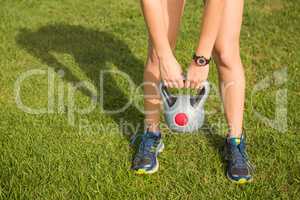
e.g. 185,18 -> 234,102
214,42 -> 241,70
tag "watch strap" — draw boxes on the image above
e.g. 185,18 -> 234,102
193,54 -> 211,66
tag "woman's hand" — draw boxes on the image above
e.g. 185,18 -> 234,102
159,54 -> 184,88
186,61 -> 209,89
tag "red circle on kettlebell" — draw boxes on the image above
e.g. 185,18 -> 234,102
174,113 -> 188,126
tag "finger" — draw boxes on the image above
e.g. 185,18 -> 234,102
185,80 -> 190,88
196,81 -> 204,90
167,81 -> 174,88
163,80 -> 168,87
190,81 -> 196,89
171,81 -> 178,88
195,82 -> 202,90
177,79 -> 184,88
194,81 -> 200,89
176,76 -> 184,88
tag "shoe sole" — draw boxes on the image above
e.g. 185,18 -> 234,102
134,142 -> 164,175
226,171 -> 253,185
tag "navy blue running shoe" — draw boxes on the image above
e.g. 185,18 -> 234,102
225,135 -> 254,184
131,131 -> 164,174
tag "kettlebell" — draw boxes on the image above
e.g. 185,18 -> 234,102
160,81 -> 210,133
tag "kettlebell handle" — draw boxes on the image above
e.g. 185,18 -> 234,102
159,82 -> 177,107
159,81 -> 210,108
190,81 -> 210,108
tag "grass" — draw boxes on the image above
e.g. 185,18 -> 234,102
0,0 -> 299,199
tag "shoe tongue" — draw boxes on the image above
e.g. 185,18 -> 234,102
228,137 -> 241,146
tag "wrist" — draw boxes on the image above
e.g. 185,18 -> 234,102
156,49 -> 174,60
190,62 -> 209,70
195,44 -> 212,58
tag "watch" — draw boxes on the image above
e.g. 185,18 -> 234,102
193,54 -> 211,67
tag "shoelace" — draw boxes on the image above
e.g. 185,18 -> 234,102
139,134 -> 159,156
130,133 -> 159,159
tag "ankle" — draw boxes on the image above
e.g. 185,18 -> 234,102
144,120 -> 160,132
227,130 -> 243,138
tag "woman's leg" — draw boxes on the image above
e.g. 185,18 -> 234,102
143,0 -> 185,132
213,0 -> 244,137
214,0 -> 254,183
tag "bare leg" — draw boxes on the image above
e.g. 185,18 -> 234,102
143,0 -> 185,132
213,0 -> 245,137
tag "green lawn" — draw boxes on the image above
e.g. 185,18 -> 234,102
0,0 -> 299,199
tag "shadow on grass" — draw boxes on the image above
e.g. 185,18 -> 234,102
16,24 -> 146,141
15,24 -> 228,166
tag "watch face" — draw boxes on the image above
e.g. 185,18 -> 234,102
197,57 -> 206,66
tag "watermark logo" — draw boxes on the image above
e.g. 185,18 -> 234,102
251,67 -> 287,132
14,67 -> 288,133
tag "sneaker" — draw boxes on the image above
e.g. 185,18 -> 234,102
225,134 -> 254,184
131,131 -> 164,174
